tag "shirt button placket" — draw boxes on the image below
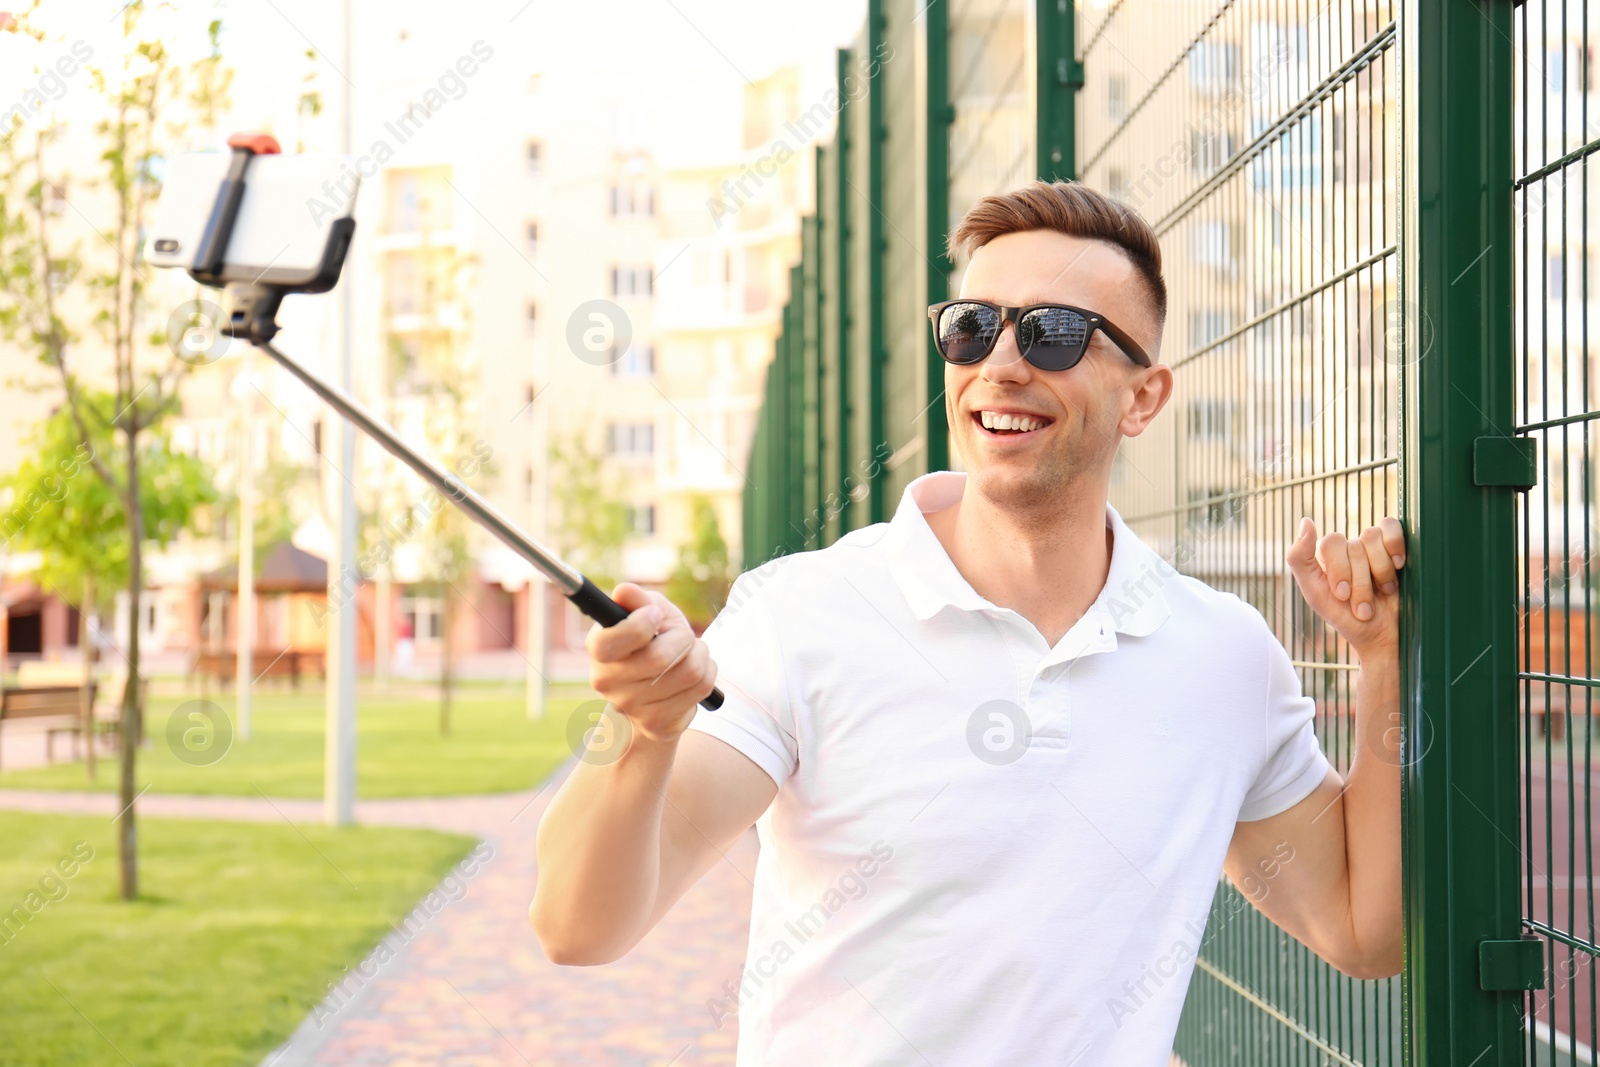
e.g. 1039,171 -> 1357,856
1028,660 -> 1071,745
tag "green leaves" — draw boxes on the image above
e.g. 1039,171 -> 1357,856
549,433 -> 629,597
665,494 -> 734,629
0,389 -> 216,607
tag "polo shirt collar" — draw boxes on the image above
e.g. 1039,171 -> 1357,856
883,470 -> 1172,639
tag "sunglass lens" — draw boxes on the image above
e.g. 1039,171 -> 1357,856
937,302 -> 1001,364
1018,307 -> 1089,370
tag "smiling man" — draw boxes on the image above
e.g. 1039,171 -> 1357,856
532,180 -> 1406,1066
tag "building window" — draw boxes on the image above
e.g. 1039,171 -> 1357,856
610,344 -> 655,377
525,221 -> 539,257
1189,129 -> 1236,176
1187,399 -> 1239,442
1549,49 -> 1567,93
1188,308 -> 1232,347
609,105 -> 650,150
400,595 -> 444,647
1190,220 -> 1238,270
1550,254 -> 1566,296
1190,42 -> 1239,93
1107,76 -> 1128,123
626,503 -> 656,536
609,182 -> 655,217
526,301 -> 538,334
1188,486 -> 1243,529
526,140 -> 543,175
386,253 -> 425,316
1251,114 -> 1322,189
606,421 -> 655,457
386,169 -> 452,233
1107,167 -> 1128,199
610,265 -> 654,298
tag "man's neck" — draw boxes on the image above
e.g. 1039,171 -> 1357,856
923,475 -> 1114,648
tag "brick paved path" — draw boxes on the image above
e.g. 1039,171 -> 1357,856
0,786 -> 1187,1067
0,763 -> 759,1067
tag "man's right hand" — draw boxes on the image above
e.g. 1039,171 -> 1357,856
537,581 -> 775,966
585,582 -> 718,744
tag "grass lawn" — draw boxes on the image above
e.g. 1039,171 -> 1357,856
0,684 -> 594,798
0,810 -> 478,1067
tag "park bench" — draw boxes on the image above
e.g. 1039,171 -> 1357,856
0,663 -> 107,771
193,647 -> 326,691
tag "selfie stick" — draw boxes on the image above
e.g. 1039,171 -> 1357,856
194,133 -> 724,711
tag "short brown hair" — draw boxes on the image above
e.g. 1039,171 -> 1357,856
947,179 -> 1167,327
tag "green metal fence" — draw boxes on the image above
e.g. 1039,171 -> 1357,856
739,0 -> 1564,1062
745,0 -> 1043,563
1079,0 -> 1411,1060
1514,0 -> 1600,1061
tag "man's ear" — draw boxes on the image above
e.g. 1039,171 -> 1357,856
1118,364 -> 1174,438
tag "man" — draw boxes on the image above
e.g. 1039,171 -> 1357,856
532,180 -> 1405,1065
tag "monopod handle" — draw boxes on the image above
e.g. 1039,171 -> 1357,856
569,576 -> 725,711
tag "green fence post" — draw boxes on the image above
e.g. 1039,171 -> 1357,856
866,0 -> 887,525
742,407 -> 755,567
1403,0 -> 1524,1060
752,376 -> 770,564
844,3 -> 889,529
924,0 -> 951,474
772,326 -> 788,557
788,265 -> 805,552
805,208 -> 823,551
835,47 -> 855,540
1036,0 -> 1083,181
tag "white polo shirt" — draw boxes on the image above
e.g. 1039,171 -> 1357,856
688,470 -> 1331,1066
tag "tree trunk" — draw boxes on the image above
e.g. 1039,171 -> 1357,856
375,569 -> 391,691
81,576 -> 96,781
118,428 -> 142,901
439,583 -> 453,737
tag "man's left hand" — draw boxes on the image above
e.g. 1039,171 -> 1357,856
1287,516 -> 1406,657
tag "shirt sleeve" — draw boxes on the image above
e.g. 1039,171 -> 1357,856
684,567 -> 799,789
1237,619 -> 1334,822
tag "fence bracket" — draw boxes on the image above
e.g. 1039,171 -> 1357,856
1472,436 -> 1537,490
1478,937 -> 1546,991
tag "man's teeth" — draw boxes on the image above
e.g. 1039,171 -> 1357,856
979,411 -> 1046,432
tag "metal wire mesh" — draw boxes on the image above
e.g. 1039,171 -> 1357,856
948,0 -> 1035,281
1515,0 -> 1600,1060
1078,0 -> 1404,1059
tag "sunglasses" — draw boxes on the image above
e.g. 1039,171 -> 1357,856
927,300 -> 1153,371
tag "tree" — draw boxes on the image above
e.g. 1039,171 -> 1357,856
0,396 -> 214,778
665,495 -> 735,630
383,194 -> 482,735
549,432 -> 629,597
0,3 -> 231,899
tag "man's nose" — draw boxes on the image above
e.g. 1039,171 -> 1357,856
980,322 -> 1032,385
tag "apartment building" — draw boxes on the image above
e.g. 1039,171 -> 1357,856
0,1 -> 816,681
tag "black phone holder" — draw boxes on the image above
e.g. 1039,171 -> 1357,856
186,131 -> 355,346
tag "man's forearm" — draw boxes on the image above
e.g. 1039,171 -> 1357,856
1343,647 -> 1403,974
531,731 -> 679,965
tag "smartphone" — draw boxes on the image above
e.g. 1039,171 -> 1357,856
146,150 -> 358,291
